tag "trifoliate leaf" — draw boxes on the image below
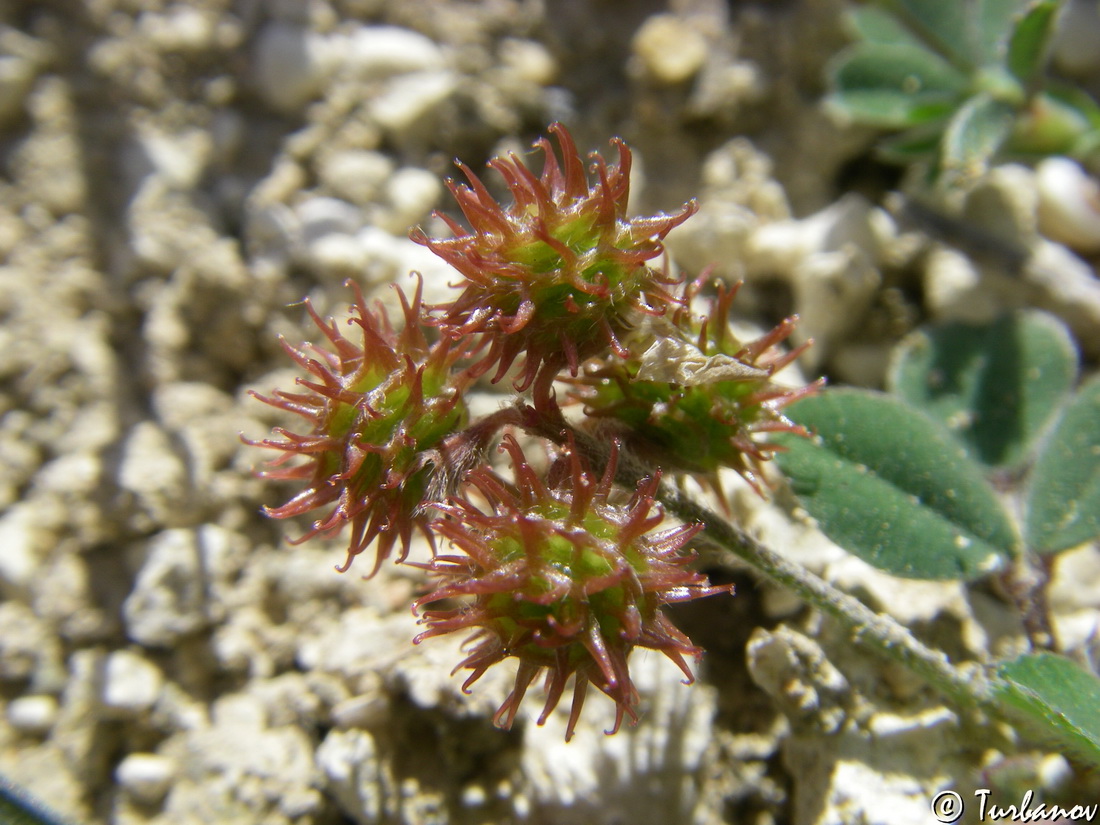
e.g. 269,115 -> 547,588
1025,376 -> 1100,554
994,652 -> 1100,768
775,390 -> 1017,580
888,312 -> 1078,468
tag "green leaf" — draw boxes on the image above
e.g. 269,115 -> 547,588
876,123 -> 947,163
827,90 -> 957,130
1007,0 -> 1061,83
827,43 -> 967,127
994,652 -> 1100,767
941,93 -> 1017,179
1045,82 -> 1100,131
774,390 -> 1017,580
894,0 -> 975,66
888,312 -> 1078,467
846,6 -> 925,48
978,0 -> 1030,66
1011,85 -> 1100,157
1025,376 -> 1100,554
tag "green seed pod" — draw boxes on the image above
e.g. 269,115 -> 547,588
414,434 -> 732,741
248,277 -> 470,575
412,123 -> 696,401
570,277 -> 822,495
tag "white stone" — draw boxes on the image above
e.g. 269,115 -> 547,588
922,245 -> 996,322
102,649 -> 164,717
666,138 -> 792,280
245,201 -> 301,267
117,421 -> 190,526
632,14 -> 708,84
8,695 -> 59,734
747,626 -> 849,724
689,59 -> 765,118
116,753 -> 174,804
317,728 -> 399,825
34,451 -> 102,497
130,124 -> 212,190
519,654 -> 718,822
356,226 -> 458,300
1036,156 -> 1100,254
305,232 -> 370,279
747,193 -> 880,276
317,149 -> 393,206
152,381 -> 234,430
341,26 -> 445,80
0,502 -> 46,590
0,28 -> 46,126
1039,754 -> 1074,792
123,529 -> 208,646
158,699 -> 324,822
498,38 -> 557,86
253,22 -> 338,113
140,7 -> 215,52
368,71 -> 458,135
960,163 -> 1039,239
1024,239 -> 1100,357
867,707 -> 958,738
383,167 -> 441,229
790,245 -> 881,368
1048,545 -> 1100,613
330,694 -> 388,729
211,691 -> 268,729
820,760 -> 943,825
295,196 -> 362,246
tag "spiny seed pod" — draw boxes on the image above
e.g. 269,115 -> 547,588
248,278 -> 470,576
411,122 -> 697,398
413,433 -> 732,742
569,278 -> 822,496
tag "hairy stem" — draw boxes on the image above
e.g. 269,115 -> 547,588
657,482 -> 999,712
549,415 -> 1003,715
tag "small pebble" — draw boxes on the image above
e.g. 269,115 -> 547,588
0,28 -> 46,125
384,167 -> 441,229
632,15 -> 708,84
253,22 -> 336,113
140,7 -> 214,52
0,504 -> 46,590
306,233 -> 369,279
499,38 -> 556,85
368,71 -> 458,135
295,196 -> 362,246
102,649 -> 164,717
317,149 -> 393,206
1036,157 -> 1100,254
342,25 -> 445,79
116,753 -> 174,805
8,695 -> 58,734
331,693 -> 388,729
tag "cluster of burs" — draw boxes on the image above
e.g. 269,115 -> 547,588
250,124 -> 815,740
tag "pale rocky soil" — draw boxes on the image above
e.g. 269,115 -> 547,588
2,1 -> 1100,824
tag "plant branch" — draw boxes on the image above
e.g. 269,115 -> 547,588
657,481 -> 1000,712
546,415 -> 1005,716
